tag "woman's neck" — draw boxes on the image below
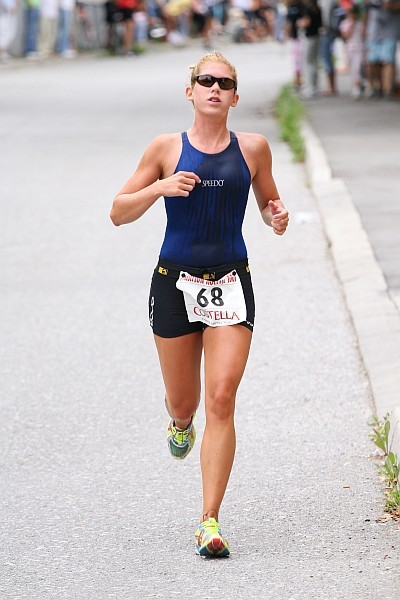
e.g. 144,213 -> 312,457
187,118 -> 231,153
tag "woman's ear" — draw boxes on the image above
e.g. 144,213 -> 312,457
186,85 -> 194,103
231,92 -> 239,108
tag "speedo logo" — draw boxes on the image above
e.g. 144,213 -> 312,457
202,180 -> 224,187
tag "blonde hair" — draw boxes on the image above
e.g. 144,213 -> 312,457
189,52 -> 238,89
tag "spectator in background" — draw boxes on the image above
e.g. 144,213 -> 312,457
211,0 -> 226,32
340,4 -> 364,97
378,0 -> 400,98
227,6 -> 259,41
231,0 -> 254,26
0,0 -> 18,62
254,0 -> 272,38
191,0 -> 215,50
104,0 -> 117,50
115,0 -> 137,55
38,0 -> 58,57
319,0 -> 337,94
298,0 -> 322,98
163,0 -> 192,46
275,0 -> 287,42
76,2 -> 99,50
286,0 -> 304,89
24,0 -> 41,58
146,0 -> 168,41
365,0 -> 400,99
57,0 -> 77,57
365,0 -> 382,96
134,0 -> 149,49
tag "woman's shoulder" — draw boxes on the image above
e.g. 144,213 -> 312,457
142,133 -> 182,166
148,132 -> 182,150
143,133 -> 182,177
235,132 -> 272,179
235,132 -> 271,153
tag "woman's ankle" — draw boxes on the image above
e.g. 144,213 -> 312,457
174,416 -> 192,430
202,508 -> 218,522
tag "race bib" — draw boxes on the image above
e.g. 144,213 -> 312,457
176,270 -> 246,327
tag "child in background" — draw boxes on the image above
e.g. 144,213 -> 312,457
339,5 -> 364,98
286,0 -> 305,90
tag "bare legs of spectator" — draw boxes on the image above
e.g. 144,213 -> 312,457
302,35 -> 319,99
327,71 -> 336,95
320,31 -> 336,95
382,63 -> 395,97
291,38 -> 302,89
367,62 -> 381,95
348,49 -> 362,98
202,15 -> 214,50
123,17 -> 135,54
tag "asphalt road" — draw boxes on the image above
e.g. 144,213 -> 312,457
1,41 -> 399,599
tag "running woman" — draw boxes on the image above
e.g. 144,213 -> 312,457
110,51 -> 289,558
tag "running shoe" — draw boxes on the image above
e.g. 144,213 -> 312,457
195,517 -> 230,558
166,415 -> 196,460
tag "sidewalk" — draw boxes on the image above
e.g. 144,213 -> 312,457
302,69 -> 400,456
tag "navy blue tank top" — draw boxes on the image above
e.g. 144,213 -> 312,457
159,131 -> 251,267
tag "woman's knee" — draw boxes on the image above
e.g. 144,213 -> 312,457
206,386 -> 236,422
166,393 -> 199,421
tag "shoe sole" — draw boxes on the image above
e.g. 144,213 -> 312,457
168,443 -> 191,460
196,536 -> 230,558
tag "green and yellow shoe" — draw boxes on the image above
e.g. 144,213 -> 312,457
195,517 -> 230,558
166,415 -> 196,460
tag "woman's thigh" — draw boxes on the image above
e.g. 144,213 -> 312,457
202,324 -> 252,405
154,332 -> 203,403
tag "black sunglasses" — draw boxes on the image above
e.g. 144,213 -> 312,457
193,74 -> 237,91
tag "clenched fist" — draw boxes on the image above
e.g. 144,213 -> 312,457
162,171 -> 201,198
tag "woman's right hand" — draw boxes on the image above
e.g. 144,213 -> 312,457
111,135 -> 199,226
161,171 -> 201,198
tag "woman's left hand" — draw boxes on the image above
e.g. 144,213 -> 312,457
269,200 -> 289,236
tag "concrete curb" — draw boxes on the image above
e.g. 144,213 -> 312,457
302,121 -> 400,458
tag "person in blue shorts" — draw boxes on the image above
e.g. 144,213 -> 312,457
366,0 -> 400,99
110,51 -> 289,557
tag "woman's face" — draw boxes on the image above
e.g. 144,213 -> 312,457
186,62 -> 239,114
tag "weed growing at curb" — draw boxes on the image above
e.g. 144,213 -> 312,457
369,413 -> 400,519
275,84 -> 305,162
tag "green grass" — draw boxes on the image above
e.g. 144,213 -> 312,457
369,413 -> 400,519
275,85 -> 306,163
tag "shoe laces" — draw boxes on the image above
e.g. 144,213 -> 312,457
201,518 -> 221,534
171,420 -> 192,445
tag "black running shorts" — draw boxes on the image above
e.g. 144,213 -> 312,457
148,258 -> 255,338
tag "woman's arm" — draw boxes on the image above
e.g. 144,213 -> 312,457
246,134 -> 289,236
110,135 -> 200,226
